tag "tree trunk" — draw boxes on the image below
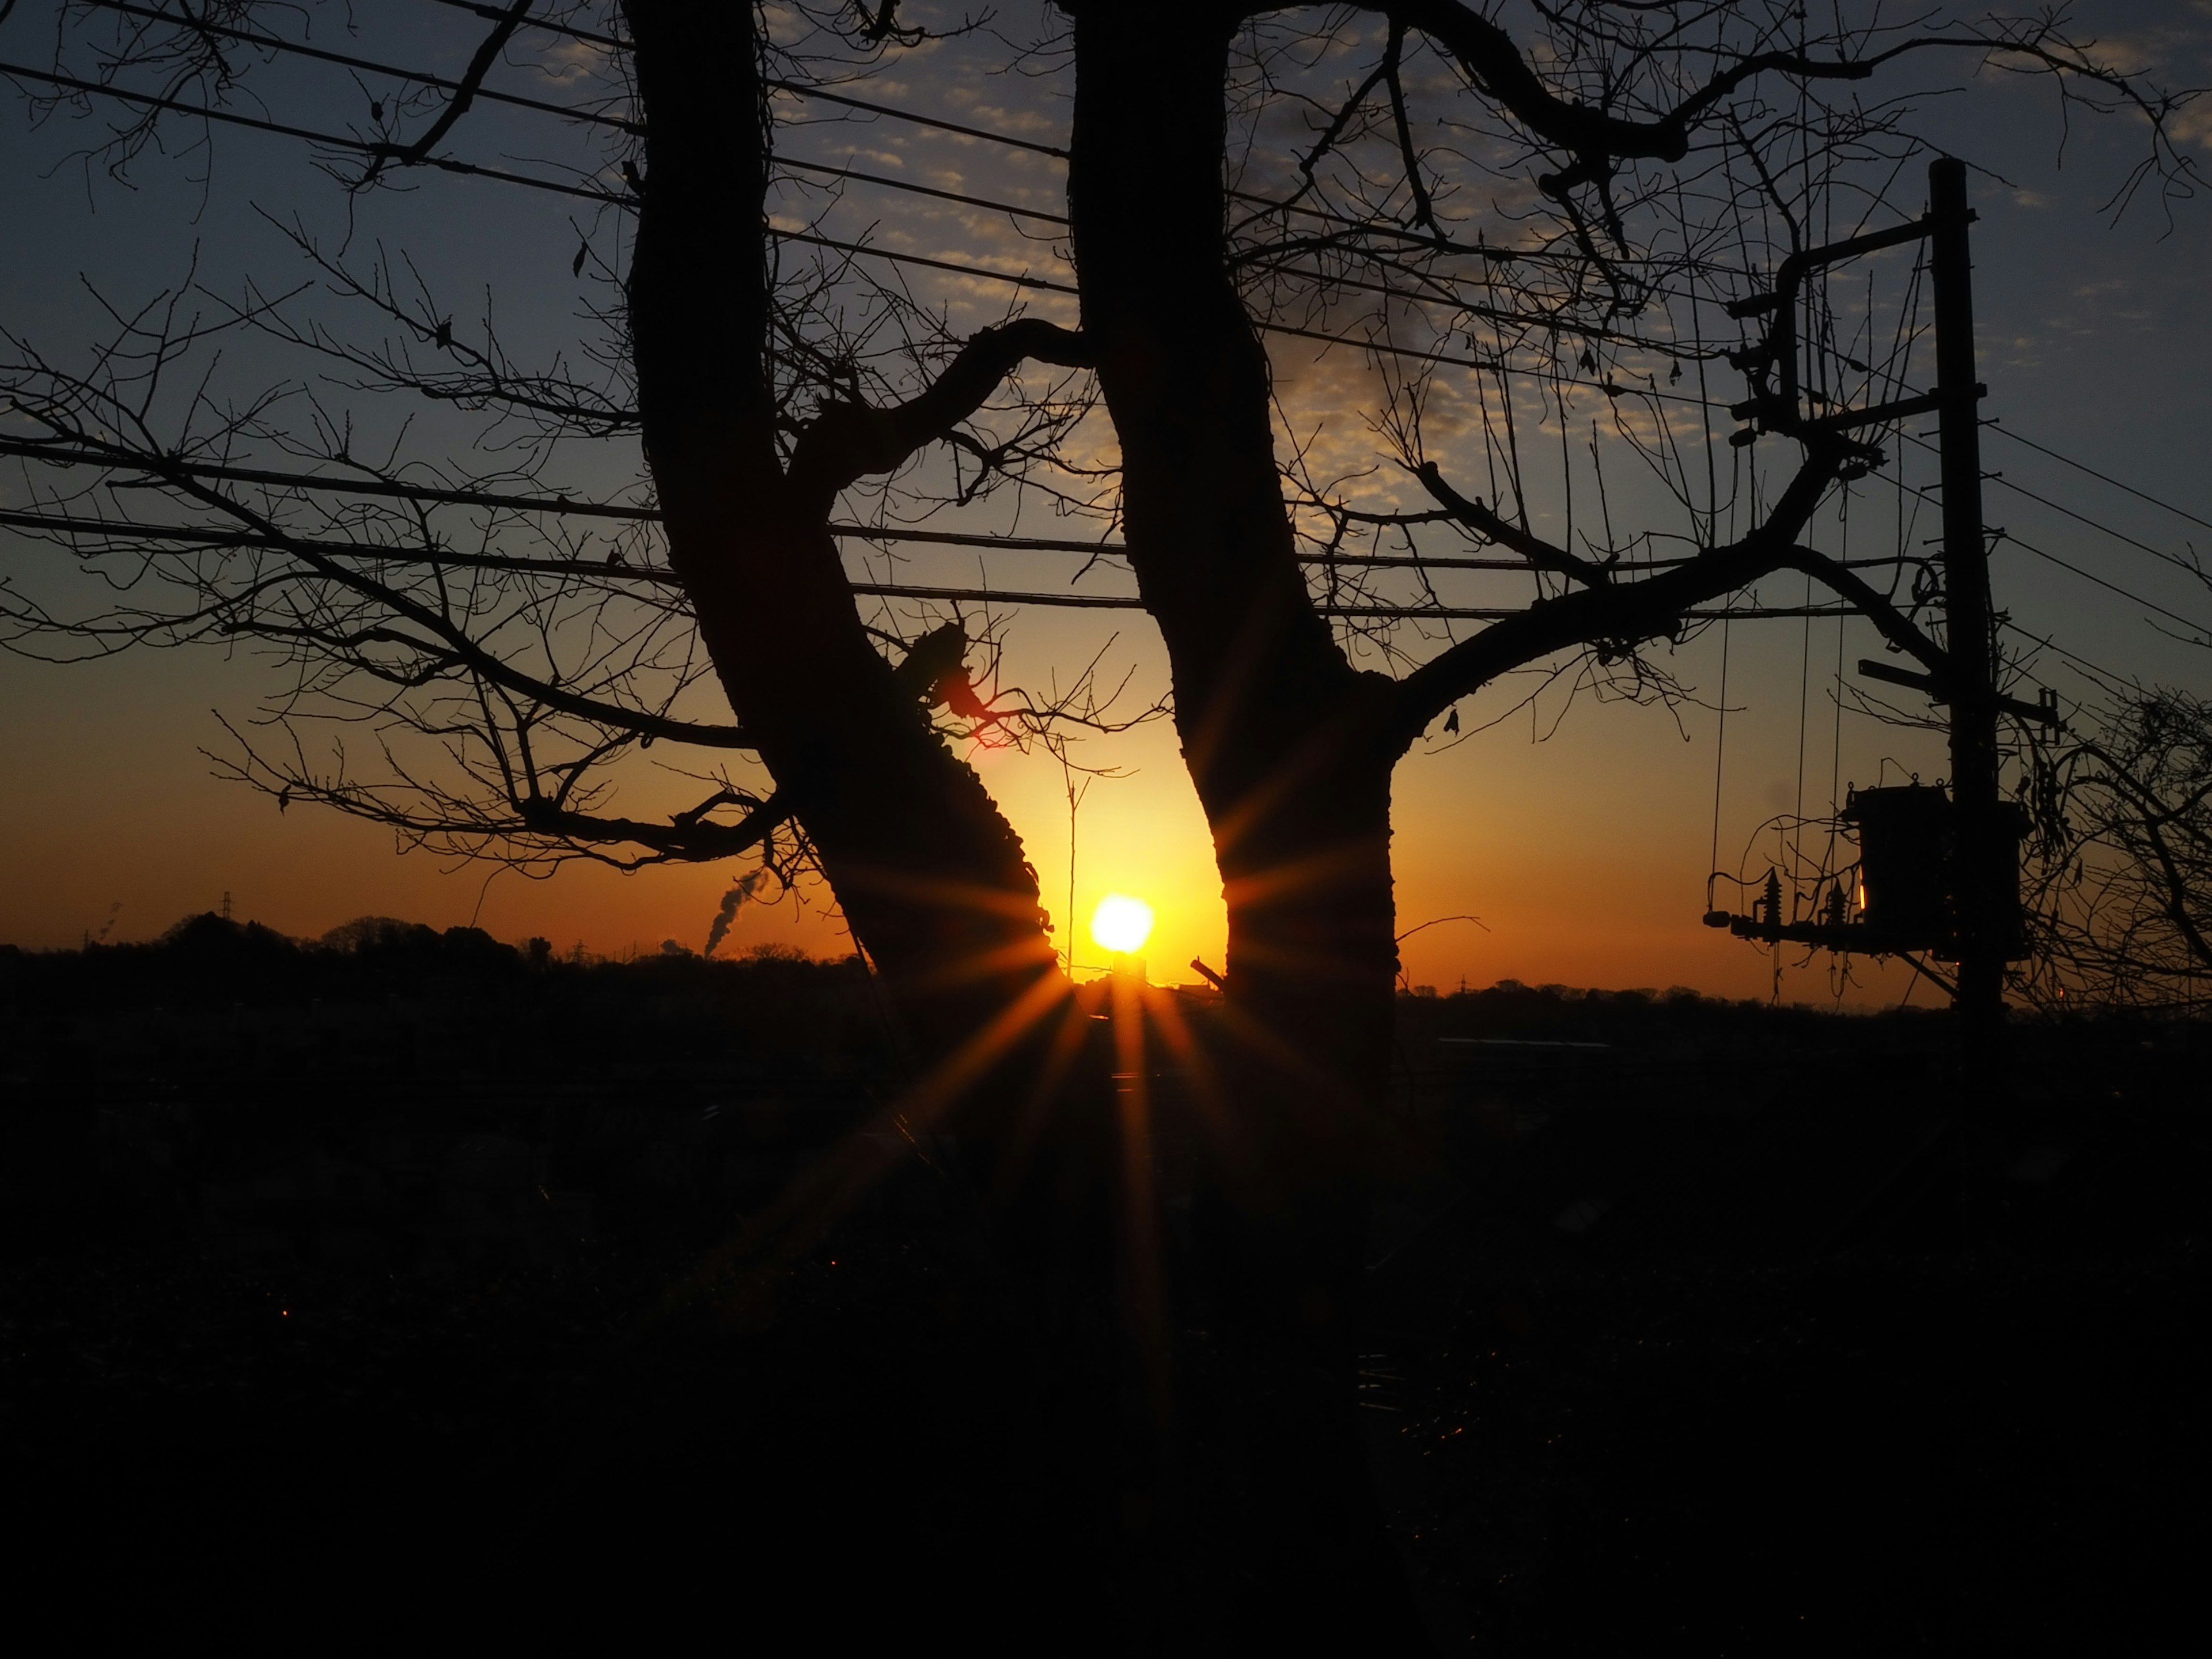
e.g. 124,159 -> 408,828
1066,0 -> 1403,1153
628,3 -> 1416,1637
623,2 -> 1059,1077
1067,5 -> 1418,1642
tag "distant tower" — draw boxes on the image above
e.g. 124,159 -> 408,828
221,890 -> 233,922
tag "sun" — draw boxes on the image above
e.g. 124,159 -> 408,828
1089,893 -> 1155,956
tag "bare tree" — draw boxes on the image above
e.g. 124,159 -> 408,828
1,2 -> 1131,972
2022,592 -> 2212,1010
3,0 -> 2198,1638
1051,1 -> 2194,1633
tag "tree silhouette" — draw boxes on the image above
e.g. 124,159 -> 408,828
2,0 -> 2198,1639
2022,584 -> 2212,1010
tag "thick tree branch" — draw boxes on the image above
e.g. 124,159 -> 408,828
219,713 -> 789,868
1370,4 -> 2179,209
1391,445 -> 1844,745
516,791 -> 793,862
1380,0 -> 1697,165
1414,460 -> 1612,586
786,319 -> 1092,510
1778,545 -> 1948,680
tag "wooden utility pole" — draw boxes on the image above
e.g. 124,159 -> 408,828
1928,158 -> 2006,1028
1710,160 -> 2042,1029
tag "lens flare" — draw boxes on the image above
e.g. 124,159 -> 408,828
1090,893 -> 1155,955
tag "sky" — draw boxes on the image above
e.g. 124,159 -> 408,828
3,1 -> 2209,1005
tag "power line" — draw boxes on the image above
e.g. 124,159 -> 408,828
765,154 -> 1727,363
781,230 -> 1720,383
76,0 -> 642,133
1999,620 -> 2136,697
127,0 -> 1612,278
855,591 -> 1857,621
6,442 -> 1926,579
1872,461 -> 2205,635
423,0 -> 1079,162
66,0 -> 1916,390
1999,528 -> 2208,637
74,0 -> 1073,185
783,173 -> 1712,361
0,58 -> 1506,373
0,58 -> 626,204
0,440 -> 661,519
62,0 -> 1069,193
774,228 -> 1077,296
1986,421 -> 2212,536
0,506 -> 683,584
6,50 -> 1734,379
24,12 -> 2153,722
778,157 -> 1068,223
1990,470 -> 2201,577
771,85 -> 1607,275
418,0 -> 1647,276
767,78 -> 1070,162
1899,430 -> 2200,578
0,490 -> 1571,574
0,506 -> 1861,622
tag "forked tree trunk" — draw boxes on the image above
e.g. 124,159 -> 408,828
629,1 -> 1415,1638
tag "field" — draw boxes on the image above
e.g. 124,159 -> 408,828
3,921 -> 2202,1649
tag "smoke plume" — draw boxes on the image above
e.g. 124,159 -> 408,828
704,869 -> 768,958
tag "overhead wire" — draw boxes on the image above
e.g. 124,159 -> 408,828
415,0 -> 1617,266
1,56 -> 1728,385
1866,460 -> 2206,635
0,59 -> 627,203
1998,528 -> 2209,637
18,0 -> 2192,877
1998,620 -> 2138,696
1986,422 -> 2212,536
18,3 -> 1783,397
1,441 -> 1927,578
0,506 -> 1858,622
55,0 -> 1680,289
22,2 -> 2190,701
71,0 -> 643,132
1897,430 -> 2203,578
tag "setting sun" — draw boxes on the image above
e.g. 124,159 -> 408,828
1089,893 -> 1155,956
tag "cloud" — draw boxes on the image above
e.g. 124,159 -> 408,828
535,37 -> 608,88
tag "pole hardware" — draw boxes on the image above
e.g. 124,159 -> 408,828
1704,160 -> 2022,1020
1855,658 -> 2063,729
1723,209 -> 1975,452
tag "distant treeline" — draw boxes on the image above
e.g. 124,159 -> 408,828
0,910 -> 872,1010
1393,978 -> 1953,1053
7,914 -> 2199,1048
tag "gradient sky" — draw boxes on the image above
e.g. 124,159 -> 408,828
3,2 -> 2209,1006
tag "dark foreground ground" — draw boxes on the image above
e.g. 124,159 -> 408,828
3,922 -> 2205,1649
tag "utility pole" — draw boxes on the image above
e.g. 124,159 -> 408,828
1709,159 -> 2041,1031
1928,158 -> 2006,1029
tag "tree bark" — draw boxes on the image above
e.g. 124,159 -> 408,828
623,2 -> 1060,1076
1067,4 -> 1418,1641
